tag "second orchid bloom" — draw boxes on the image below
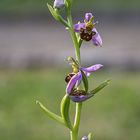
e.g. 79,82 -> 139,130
65,57 -> 103,102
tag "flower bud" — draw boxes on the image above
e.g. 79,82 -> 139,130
81,136 -> 88,140
53,0 -> 64,9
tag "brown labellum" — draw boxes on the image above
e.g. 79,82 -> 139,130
70,90 -> 86,96
65,73 -> 75,83
80,28 -> 96,41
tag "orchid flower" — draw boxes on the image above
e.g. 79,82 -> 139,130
65,57 -> 103,102
74,13 -> 102,47
66,64 -> 103,94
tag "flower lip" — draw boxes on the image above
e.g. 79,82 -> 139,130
80,28 -> 96,41
69,90 -> 94,102
65,73 -> 75,83
69,90 -> 86,96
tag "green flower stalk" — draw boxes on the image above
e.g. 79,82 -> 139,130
36,0 -> 110,140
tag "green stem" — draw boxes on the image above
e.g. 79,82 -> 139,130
73,103 -> 82,137
67,10 -> 81,63
70,103 -> 82,140
70,130 -> 77,140
66,5 -> 83,140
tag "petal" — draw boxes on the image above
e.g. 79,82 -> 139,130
83,71 -> 91,77
85,13 -> 93,22
53,0 -> 64,8
92,28 -> 102,47
70,94 -> 93,102
66,71 -> 81,94
74,23 -> 85,32
81,64 -> 103,75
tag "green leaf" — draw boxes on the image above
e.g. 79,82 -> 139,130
47,3 -> 59,20
89,79 -> 111,95
60,94 -> 72,130
81,70 -> 89,92
36,100 -> 64,125
47,3 -> 69,27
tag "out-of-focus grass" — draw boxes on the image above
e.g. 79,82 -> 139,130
0,69 -> 140,140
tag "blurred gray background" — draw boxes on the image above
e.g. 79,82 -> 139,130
0,0 -> 140,71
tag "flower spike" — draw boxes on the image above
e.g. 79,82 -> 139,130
42,0 -> 107,138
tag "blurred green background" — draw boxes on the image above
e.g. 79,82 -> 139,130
0,0 -> 140,13
0,0 -> 140,140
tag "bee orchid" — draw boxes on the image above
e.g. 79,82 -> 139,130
65,57 -> 103,102
74,13 -> 102,47
66,64 -> 103,94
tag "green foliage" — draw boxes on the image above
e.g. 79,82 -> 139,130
36,100 -> 64,126
47,3 -> 69,27
0,70 -> 140,140
89,79 -> 110,95
60,94 -> 72,129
